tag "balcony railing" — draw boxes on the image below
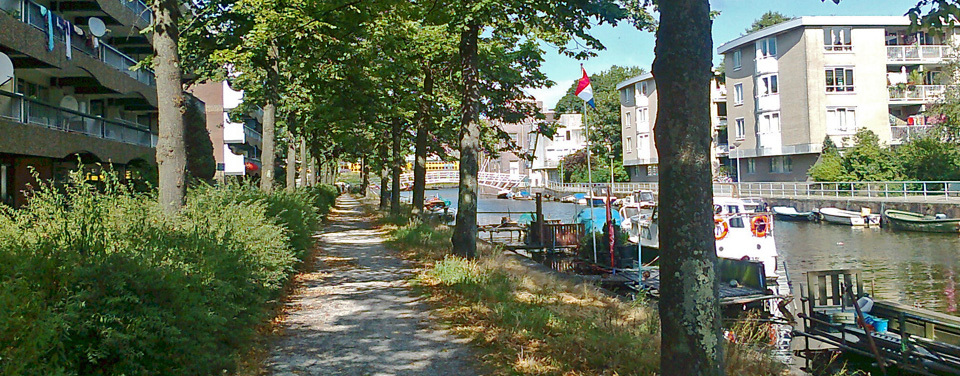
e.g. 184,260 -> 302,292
20,0 -> 155,86
0,90 -> 155,147
120,0 -> 152,24
889,85 -> 946,102
886,45 -> 950,63
890,125 -> 937,144
244,125 -> 262,144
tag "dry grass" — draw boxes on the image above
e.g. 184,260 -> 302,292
379,205 -> 789,376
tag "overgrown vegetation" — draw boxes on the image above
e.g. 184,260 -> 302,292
383,218 -> 787,375
809,129 -> 960,182
0,171 -> 335,375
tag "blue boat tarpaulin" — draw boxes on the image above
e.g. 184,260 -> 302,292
575,207 -> 622,234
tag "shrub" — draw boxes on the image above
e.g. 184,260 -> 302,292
0,171 -> 328,375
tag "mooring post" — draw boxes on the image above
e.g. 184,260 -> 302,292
535,193 -> 544,248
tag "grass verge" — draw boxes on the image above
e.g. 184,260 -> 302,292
382,216 -> 788,375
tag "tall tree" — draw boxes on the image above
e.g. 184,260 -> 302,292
744,11 -> 795,33
654,0 -> 723,374
153,0 -> 187,214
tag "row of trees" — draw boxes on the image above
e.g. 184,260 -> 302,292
140,0 -> 954,373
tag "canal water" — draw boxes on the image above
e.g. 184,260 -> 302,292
408,188 -> 960,315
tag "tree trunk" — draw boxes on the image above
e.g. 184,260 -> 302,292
452,23 -> 480,259
412,64 -> 433,214
390,119 -> 402,216
153,0 -> 186,214
299,137 -> 307,188
653,1 -> 723,375
378,144 -> 389,209
360,156 -> 368,196
286,133 -> 296,192
260,44 -> 279,193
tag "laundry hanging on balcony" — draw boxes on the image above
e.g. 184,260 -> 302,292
36,4 -> 54,51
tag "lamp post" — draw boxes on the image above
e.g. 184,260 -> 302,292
733,140 -> 742,193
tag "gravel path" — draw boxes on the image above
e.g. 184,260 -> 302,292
265,195 -> 481,376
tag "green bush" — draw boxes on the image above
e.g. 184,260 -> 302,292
0,172 -> 332,375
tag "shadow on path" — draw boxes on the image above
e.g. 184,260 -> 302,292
266,195 -> 480,376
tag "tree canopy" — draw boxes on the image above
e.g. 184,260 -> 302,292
745,11 -> 795,34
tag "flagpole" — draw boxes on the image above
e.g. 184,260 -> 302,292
584,97 -> 598,263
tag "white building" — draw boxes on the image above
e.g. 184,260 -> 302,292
528,112 -> 586,186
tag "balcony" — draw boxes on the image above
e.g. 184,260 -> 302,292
890,125 -> 936,145
888,85 -> 946,104
887,45 -> 950,64
20,0 -> 155,86
0,90 -> 155,147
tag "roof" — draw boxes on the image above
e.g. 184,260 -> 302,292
615,72 -> 654,91
717,16 -> 911,54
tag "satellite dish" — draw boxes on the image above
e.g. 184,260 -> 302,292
0,52 -> 11,87
88,17 -> 106,37
60,96 -> 79,112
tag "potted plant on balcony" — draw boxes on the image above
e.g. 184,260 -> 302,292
907,70 -> 925,90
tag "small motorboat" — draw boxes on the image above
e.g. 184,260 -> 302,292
512,190 -> 534,200
497,189 -> 514,199
772,206 -> 815,221
883,209 -> 960,233
819,207 -> 880,227
561,193 -> 584,203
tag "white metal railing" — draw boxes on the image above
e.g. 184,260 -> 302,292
889,85 -> 947,102
890,125 -> 937,144
543,180 -> 960,202
398,171 -> 523,189
886,45 -> 950,63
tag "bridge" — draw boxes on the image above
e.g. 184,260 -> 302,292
399,171 -> 524,191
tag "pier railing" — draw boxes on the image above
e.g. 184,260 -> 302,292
544,180 -> 960,202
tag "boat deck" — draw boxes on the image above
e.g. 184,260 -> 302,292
632,269 -> 777,306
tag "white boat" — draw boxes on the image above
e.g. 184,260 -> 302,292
819,207 -> 881,227
638,197 -> 780,281
772,206 -> 815,221
619,203 -> 653,244
577,194 -> 615,206
614,189 -> 656,208
496,189 -> 513,199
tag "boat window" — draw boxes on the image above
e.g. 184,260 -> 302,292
640,192 -> 655,201
729,216 -> 745,228
624,207 -> 640,218
727,205 -> 740,213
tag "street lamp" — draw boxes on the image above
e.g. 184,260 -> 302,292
732,140 -> 743,193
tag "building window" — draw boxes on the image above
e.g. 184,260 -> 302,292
626,137 -> 633,151
647,165 -> 658,176
735,117 -> 746,140
734,83 -> 744,105
745,159 -> 756,174
826,67 -> 855,92
625,111 -> 631,126
770,156 -> 793,173
758,74 -> 778,96
758,112 -> 780,134
757,37 -> 777,58
565,130 -> 571,140
637,107 -> 648,124
824,27 -> 852,51
733,50 -> 742,70
827,107 -> 857,135
640,82 -> 648,95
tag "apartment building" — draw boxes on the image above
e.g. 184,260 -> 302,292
191,81 -> 263,180
617,73 -> 728,182
718,16 -> 950,181
0,0 -> 160,206
528,112 -> 585,186
483,101 -> 546,185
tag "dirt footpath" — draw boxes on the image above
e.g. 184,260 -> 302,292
265,195 -> 481,376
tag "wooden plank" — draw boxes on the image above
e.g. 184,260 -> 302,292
818,274 -> 828,307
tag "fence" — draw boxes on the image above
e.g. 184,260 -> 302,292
544,179 -> 960,202
0,90 -> 155,147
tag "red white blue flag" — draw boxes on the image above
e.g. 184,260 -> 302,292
575,66 -> 596,109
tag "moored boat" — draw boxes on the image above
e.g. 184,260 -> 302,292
496,189 -> 513,199
883,209 -> 960,233
819,207 -> 881,227
772,206 -> 815,221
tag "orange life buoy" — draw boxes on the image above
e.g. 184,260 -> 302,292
751,215 -> 770,237
715,217 -> 729,240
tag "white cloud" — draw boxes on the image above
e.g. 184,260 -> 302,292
526,80 -> 575,111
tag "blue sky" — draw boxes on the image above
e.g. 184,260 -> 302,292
528,0 -> 918,110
